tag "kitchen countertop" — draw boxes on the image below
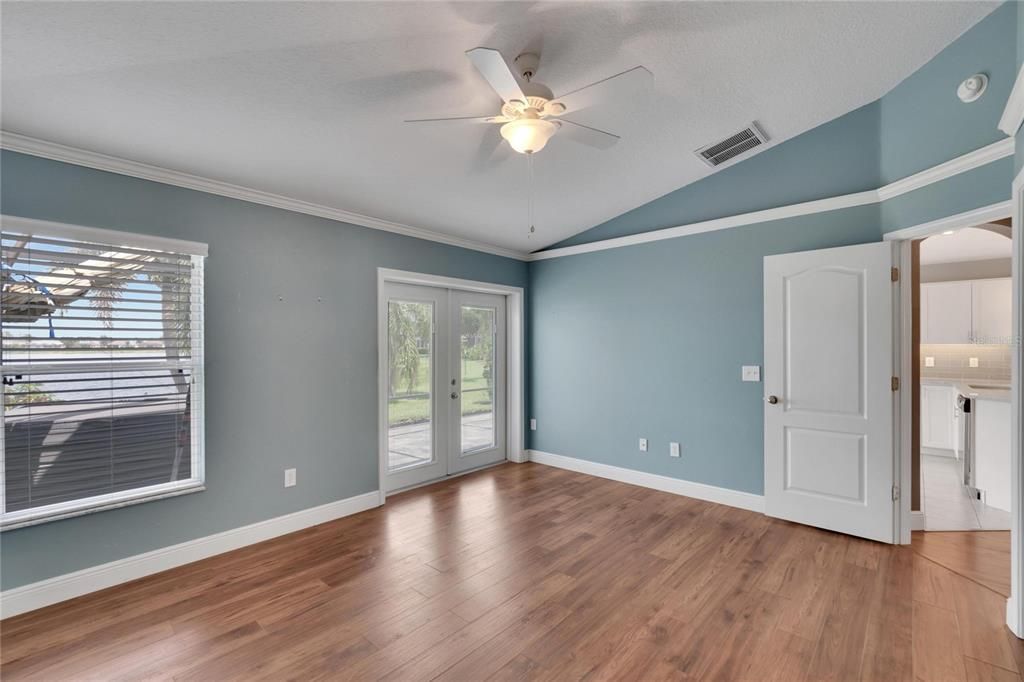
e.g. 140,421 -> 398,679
921,376 -> 1011,402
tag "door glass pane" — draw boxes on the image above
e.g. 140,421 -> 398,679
387,300 -> 434,471
460,305 -> 495,453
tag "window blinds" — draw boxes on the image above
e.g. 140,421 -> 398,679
1,227 -> 205,528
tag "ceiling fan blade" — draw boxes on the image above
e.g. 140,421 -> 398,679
558,120 -> 620,150
405,115 -> 509,125
471,126 -> 510,173
552,66 -> 652,114
465,47 -> 527,104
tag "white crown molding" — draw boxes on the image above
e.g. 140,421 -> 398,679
528,449 -> 765,513
0,490 -> 381,618
882,200 -> 1012,241
876,137 -> 1014,201
999,64 -> 1024,137
0,131 -> 529,262
527,190 -> 880,261
529,138 -> 1014,261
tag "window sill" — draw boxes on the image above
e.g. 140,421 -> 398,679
1,480 -> 206,531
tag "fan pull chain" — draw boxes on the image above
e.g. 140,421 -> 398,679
527,152 -> 536,239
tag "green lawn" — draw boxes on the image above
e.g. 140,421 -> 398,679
388,357 -> 493,426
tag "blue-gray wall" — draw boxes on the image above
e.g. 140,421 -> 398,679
879,1 -> 1016,183
527,2 -> 1015,498
0,150 -> 528,589
529,204 -> 880,494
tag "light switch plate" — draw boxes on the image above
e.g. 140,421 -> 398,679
924,356 -> 935,367
742,365 -> 761,382
670,442 -> 681,458
639,438 -> 648,452
284,468 -> 297,488
530,418 -> 537,431
969,357 -> 979,368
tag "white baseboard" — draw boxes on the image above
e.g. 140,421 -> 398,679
910,510 -> 926,531
0,490 -> 381,619
527,450 -> 764,513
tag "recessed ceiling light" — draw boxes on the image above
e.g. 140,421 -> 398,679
942,230 -> 956,236
957,74 -> 988,103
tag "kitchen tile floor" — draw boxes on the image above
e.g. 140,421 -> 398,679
922,453 -> 1010,530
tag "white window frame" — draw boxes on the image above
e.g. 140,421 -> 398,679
0,215 -> 208,530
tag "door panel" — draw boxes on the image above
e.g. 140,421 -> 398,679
764,241 -> 896,543
383,284 -> 449,492
785,267 -> 865,416
449,291 -> 506,474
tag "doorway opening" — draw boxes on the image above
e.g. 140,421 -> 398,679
376,269 -> 524,497
889,201 -> 1019,636
914,222 -> 1013,532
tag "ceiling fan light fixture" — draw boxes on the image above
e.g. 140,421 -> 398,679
500,118 -> 559,154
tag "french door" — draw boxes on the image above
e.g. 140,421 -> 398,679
382,283 -> 506,492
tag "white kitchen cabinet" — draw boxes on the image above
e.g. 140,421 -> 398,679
971,277 -> 1012,344
921,382 -> 957,453
921,281 -> 973,344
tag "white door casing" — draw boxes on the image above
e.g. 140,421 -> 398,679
764,241 -> 897,543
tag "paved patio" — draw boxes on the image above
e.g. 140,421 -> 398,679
388,412 -> 495,470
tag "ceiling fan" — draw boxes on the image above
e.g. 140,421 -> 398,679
405,48 -> 651,155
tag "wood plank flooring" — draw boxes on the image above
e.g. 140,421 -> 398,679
2,462 -> 1022,681
912,530 -> 1011,597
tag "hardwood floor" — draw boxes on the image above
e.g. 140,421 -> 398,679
2,462 -> 1022,681
912,530 -> 1011,597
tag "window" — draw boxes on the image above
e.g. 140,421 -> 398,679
1,219 -> 206,529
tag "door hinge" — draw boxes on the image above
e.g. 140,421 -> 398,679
891,376 -> 899,392
892,484 -> 900,502
891,267 -> 899,282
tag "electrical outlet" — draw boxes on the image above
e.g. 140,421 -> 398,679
639,438 -> 648,453
670,442 -> 681,458
530,418 -> 537,431
284,468 -> 297,488
969,357 -> 979,368
924,356 -> 935,368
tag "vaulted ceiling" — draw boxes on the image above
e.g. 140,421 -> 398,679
0,1 -> 998,253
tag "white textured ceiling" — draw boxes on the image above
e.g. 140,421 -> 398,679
0,1 -> 997,253
921,227 -> 1012,265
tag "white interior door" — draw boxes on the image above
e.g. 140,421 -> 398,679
449,291 -> 507,474
764,241 -> 897,543
382,283 -> 507,493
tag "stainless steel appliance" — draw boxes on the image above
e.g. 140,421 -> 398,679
957,393 -> 978,499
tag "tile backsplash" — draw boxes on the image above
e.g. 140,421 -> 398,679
920,344 -> 1011,383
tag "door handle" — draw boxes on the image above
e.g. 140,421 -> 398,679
451,392 -> 459,400
767,395 -> 779,405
